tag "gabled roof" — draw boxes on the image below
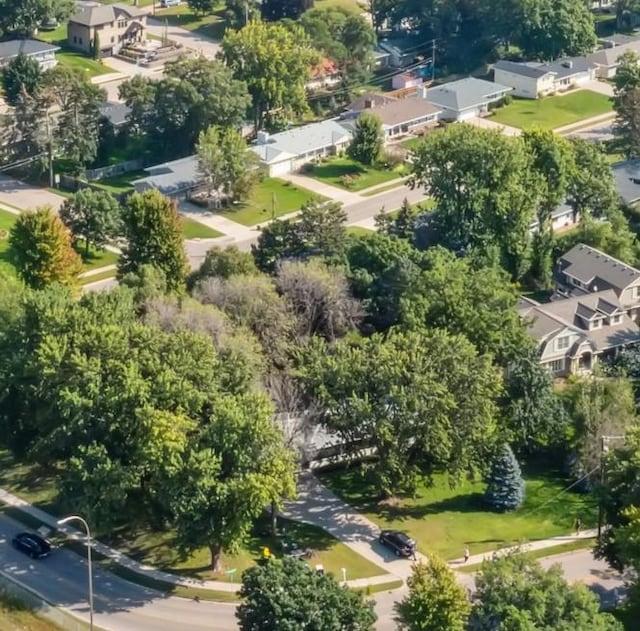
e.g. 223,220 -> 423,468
133,156 -> 199,196
557,243 -> 640,294
495,57 -> 594,81
425,77 -> 512,112
494,59 -> 552,80
0,39 -> 60,60
347,92 -> 398,112
360,96 -> 442,129
612,159 -> 640,204
69,3 -> 147,27
588,40 -> 640,67
251,119 -> 351,163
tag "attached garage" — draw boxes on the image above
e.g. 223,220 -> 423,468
268,158 -> 294,177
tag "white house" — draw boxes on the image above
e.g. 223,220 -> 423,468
424,77 -> 513,121
0,39 -> 59,70
251,120 -> 352,177
588,39 -> 640,78
493,57 -> 596,99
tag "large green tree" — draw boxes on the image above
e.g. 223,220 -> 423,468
167,393 -> 295,571
613,50 -> 640,159
471,552 -> 622,630
237,556 -> 376,630
118,190 -> 188,291
347,112 -> 383,166
220,21 -> 317,129
0,0 -> 73,37
59,188 -> 122,254
261,0 -> 314,20
395,556 -> 470,631
410,124 -> 539,279
2,54 -> 42,107
8,207 -> 82,289
298,329 -> 501,497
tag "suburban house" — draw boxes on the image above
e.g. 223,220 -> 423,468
378,38 -> 429,67
342,88 -> 441,138
529,203 -> 579,234
612,159 -> 640,205
391,71 -> 423,90
587,38 -> 640,78
306,58 -> 341,91
98,101 -> 131,130
250,120 -> 352,177
423,78 -> 513,121
133,156 -> 200,199
493,57 -> 596,99
0,39 -> 59,70
519,244 -> 640,376
67,3 -> 148,57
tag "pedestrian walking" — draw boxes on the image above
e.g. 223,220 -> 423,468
574,516 -> 582,536
464,546 -> 470,563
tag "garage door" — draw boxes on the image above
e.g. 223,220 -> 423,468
458,109 -> 478,122
270,160 -> 293,177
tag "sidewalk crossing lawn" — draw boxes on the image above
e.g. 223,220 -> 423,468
490,90 -> 612,130
219,178 -> 324,226
319,459 -> 598,561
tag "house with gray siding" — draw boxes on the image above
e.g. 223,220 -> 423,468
519,244 -> 640,376
0,39 -> 59,70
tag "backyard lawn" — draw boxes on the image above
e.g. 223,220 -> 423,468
319,458 -> 598,561
491,90 -> 613,130
311,158 -> 408,192
91,171 -> 147,195
79,245 -> 119,271
219,178 -> 323,226
155,4 -> 227,39
181,216 -> 223,239
56,51 -> 113,78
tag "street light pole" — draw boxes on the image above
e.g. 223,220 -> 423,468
57,515 -> 94,631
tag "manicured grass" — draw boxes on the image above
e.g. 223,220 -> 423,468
79,246 -> 119,271
180,216 -> 223,239
108,514 -> 385,583
0,592 -> 66,631
154,5 -> 227,39
491,90 -> 613,130
35,24 -> 67,44
0,209 -> 17,278
316,0 -> 364,14
219,178 -> 324,226
310,158 -> 408,192
80,269 -> 117,287
319,458 -> 598,561
56,50 -> 113,77
347,226 -> 374,236
92,171 -> 146,194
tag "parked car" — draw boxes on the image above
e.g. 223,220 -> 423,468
12,532 -> 51,559
160,0 -> 181,6
378,530 -> 416,557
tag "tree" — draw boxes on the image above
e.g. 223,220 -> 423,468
118,189 -> 188,292
196,125 -> 257,200
298,329 -> 501,497
8,207 -> 82,289
225,0 -> 260,27
296,200 -> 348,259
470,552 -> 622,630
484,445 -> 525,511
59,188 -> 122,254
167,393 -> 296,571
275,259 -> 361,341
92,29 -> 101,60
2,54 -> 41,107
0,0 -> 74,37
188,0 -> 215,14
261,0 -> 314,20
613,51 -> 640,158
517,0 -> 597,61
375,198 -> 419,241
220,21 -> 318,129
395,556 -> 470,631
347,112 -> 383,166
190,245 -> 258,285
410,125 -> 539,279
252,219 -> 304,273
237,556 -> 376,630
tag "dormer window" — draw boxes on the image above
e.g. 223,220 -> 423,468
591,318 -> 603,330
556,336 -> 570,350
610,314 -> 623,325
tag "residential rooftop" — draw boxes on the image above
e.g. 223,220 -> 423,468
69,3 -> 147,26
425,77 -> 512,111
0,39 -> 60,60
133,156 -> 199,197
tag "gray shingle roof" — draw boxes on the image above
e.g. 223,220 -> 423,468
425,77 -> 512,112
360,97 -> 442,129
0,39 -> 59,60
612,159 -> 640,204
99,101 -> 131,127
558,243 -> 640,294
495,56 -> 595,81
133,156 -> 199,197
69,3 -> 146,27
347,92 -> 398,112
494,59 -> 552,80
587,41 -> 640,68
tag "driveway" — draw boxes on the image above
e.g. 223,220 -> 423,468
0,176 -> 66,212
147,17 -> 221,58
467,116 -> 521,136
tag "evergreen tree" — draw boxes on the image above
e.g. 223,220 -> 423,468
347,112 -> 383,166
1,53 -> 41,106
484,444 -> 525,511
8,206 -> 82,289
92,29 -> 101,60
118,190 -> 188,291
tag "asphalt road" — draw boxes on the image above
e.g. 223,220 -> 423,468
0,513 -> 237,631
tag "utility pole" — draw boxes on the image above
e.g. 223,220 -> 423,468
431,39 -> 436,83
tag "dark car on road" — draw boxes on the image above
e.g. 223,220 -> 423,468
12,532 -> 51,559
378,530 -> 416,557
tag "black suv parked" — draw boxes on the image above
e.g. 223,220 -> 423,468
378,530 -> 416,557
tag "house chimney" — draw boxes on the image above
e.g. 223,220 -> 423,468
420,85 -> 428,100
364,98 -> 374,109
562,60 -> 573,69
257,131 -> 270,145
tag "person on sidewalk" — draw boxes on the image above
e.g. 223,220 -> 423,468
574,516 -> 582,536
464,546 -> 470,563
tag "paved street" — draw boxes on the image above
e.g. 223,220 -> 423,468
147,17 -> 221,58
0,176 -> 66,212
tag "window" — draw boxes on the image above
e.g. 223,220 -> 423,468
635,286 -> 640,298
111,36 -> 115,43
591,319 -> 603,330
79,37 -> 83,44
611,314 -> 623,325
556,336 -> 570,350
549,359 -> 564,373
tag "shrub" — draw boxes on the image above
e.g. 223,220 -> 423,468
484,444 -> 525,511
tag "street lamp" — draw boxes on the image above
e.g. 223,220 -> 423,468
598,435 -> 626,538
57,515 -> 94,631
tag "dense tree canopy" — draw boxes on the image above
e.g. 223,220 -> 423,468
2,54 -> 42,107
0,0 -> 74,37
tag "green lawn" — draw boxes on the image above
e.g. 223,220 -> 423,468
311,158 -> 408,192
92,171 -> 146,195
347,226 -> 374,236
181,216 -> 223,239
0,591 -> 65,631
57,50 -> 113,77
219,178 -> 324,226
79,246 -> 119,271
319,458 -> 598,561
0,209 -> 17,278
316,0 -> 364,14
35,23 -> 67,43
491,91 -> 613,130
80,268 -> 117,286
155,4 -> 227,39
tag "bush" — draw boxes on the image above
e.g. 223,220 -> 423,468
382,146 -> 408,167
484,444 -> 525,511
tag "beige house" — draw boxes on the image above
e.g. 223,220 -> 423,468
519,244 -> 640,376
67,3 -> 147,57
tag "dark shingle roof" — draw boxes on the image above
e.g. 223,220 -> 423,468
0,39 -> 59,60
69,3 -> 146,27
612,159 -> 640,204
494,59 -> 551,79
